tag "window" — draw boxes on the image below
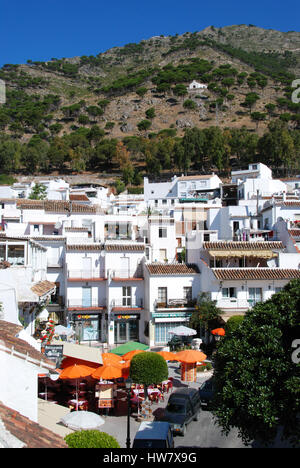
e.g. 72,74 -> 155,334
158,287 -> 167,304
248,288 -> 262,305
159,227 -> 167,238
222,287 -> 236,298
183,287 -> 192,302
0,245 -> 5,261
7,245 -> 25,265
204,233 -> 210,242
122,286 -> 132,306
162,199 -> 167,205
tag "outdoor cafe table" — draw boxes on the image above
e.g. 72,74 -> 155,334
67,399 -> 88,411
132,388 -> 161,397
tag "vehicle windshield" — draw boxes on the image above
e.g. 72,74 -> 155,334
167,403 -> 186,414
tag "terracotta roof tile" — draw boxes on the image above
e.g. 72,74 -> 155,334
17,199 -> 101,214
0,320 -> 55,370
212,268 -> 300,281
288,229 -> 300,238
0,402 -> 68,448
146,263 -> 199,275
66,244 -> 103,251
105,244 -> 145,252
203,241 -> 284,250
31,280 -> 56,297
69,194 -> 90,201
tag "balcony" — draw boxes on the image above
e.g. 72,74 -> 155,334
110,266 -> 143,281
154,298 -> 196,310
110,298 -> 144,311
47,258 -> 63,268
67,269 -> 107,281
67,298 -> 106,310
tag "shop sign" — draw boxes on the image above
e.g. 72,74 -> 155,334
152,312 -> 192,319
115,314 -> 139,320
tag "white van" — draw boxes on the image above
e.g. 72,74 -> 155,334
132,421 -> 174,448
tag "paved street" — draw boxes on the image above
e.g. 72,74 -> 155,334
100,362 -> 248,449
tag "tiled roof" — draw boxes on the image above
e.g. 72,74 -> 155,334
105,244 -> 145,252
0,321 -> 55,370
17,199 -> 100,214
69,194 -> 90,201
31,280 -> 56,297
177,175 -> 214,181
0,402 -> 68,448
288,229 -> 300,238
146,263 -> 199,275
203,241 -> 284,250
66,244 -> 103,251
212,268 -> 300,281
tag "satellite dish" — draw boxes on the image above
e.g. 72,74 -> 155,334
54,221 -> 62,229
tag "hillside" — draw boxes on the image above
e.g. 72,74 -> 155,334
0,25 -> 299,183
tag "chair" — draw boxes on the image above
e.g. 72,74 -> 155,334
167,381 -> 173,392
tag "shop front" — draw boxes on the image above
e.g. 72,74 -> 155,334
151,311 -> 193,346
70,313 -> 102,342
113,313 -> 140,344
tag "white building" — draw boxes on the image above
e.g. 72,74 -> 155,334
188,80 -> 208,90
144,263 -> 200,347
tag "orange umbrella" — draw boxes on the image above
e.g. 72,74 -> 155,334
156,351 -> 179,361
59,363 -> 95,411
91,364 -> 124,380
59,363 -> 95,380
60,357 -> 99,369
102,353 -> 123,366
175,350 -> 207,364
211,328 -> 225,336
122,349 -> 146,361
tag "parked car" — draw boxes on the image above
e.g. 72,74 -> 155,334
199,378 -> 214,408
158,388 -> 201,436
132,421 -> 174,448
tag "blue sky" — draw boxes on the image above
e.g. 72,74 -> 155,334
0,0 -> 299,67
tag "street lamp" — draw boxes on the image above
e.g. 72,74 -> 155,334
125,377 -> 132,449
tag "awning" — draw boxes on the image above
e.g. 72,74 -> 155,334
59,342 -> 103,365
208,250 -> 278,259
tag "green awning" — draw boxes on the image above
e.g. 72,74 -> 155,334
109,341 -> 149,356
179,198 -> 208,203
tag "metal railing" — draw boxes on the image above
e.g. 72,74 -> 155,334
110,298 -> 144,308
68,269 -> 106,279
154,298 -> 196,309
67,298 -> 106,308
110,266 -> 143,279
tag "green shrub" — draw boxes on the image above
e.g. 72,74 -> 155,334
130,352 -> 168,385
225,315 -> 244,333
65,430 -> 120,448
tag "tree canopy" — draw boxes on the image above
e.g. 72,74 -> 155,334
212,279 -> 300,447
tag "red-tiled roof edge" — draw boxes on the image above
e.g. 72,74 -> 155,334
0,402 -> 68,448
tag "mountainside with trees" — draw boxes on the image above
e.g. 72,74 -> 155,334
0,25 -> 300,186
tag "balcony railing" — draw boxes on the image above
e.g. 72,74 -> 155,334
67,299 -> 106,309
111,298 -> 144,309
154,298 -> 196,309
110,266 -> 143,279
68,269 -> 106,279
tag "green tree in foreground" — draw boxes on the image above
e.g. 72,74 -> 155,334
130,352 -> 168,400
65,430 -> 120,448
213,279 -> 300,447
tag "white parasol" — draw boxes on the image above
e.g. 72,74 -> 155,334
60,411 -> 105,431
54,325 -> 75,336
168,325 -> 197,336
